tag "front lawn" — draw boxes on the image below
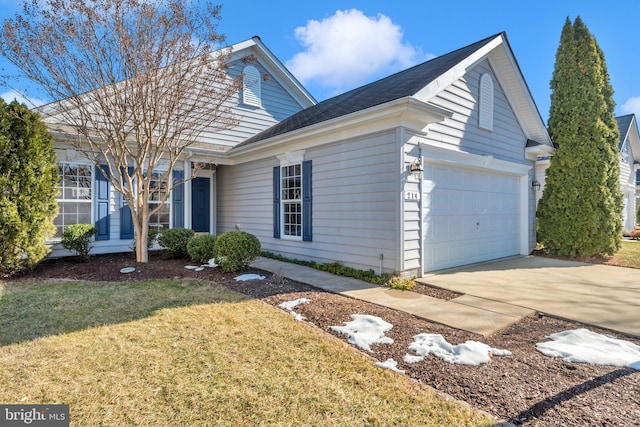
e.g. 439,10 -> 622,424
606,240 -> 640,268
0,279 -> 491,426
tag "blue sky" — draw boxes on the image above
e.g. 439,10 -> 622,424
2,0 -> 640,124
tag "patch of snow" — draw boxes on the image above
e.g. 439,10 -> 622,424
403,354 -> 424,364
120,267 -> 135,274
203,258 -> 217,268
406,333 -> 511,366
289,311 -> 306,321
375,358 -> 405,374
184,265 -> 199,270
194,267 -> 204,272
278,298 -> 311,322
330,314 -> 394,352
536,328 -> 640,370
234,274 -> 266,281
278,298 -> 311,311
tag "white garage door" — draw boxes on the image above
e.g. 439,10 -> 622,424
423,163 -> 520,272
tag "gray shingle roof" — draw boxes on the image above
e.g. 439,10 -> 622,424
233,32 -> 504,150
616,114 -> 634,149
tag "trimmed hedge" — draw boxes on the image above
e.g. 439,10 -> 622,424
187,234 -> 217,264
157,227 -> 194,258
214,230 -> 261,273
61,224 -> 97,261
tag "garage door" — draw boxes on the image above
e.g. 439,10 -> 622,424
423,163 -> 520,272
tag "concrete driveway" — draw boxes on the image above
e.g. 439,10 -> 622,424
419,256 -> 640,337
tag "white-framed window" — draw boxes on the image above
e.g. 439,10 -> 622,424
148,171 -> 170,232
242,65 -> 261,107
281,163 -> 302,238
479,73 -> 494,131
53,163 -> 93,238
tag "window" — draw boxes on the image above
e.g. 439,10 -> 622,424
282,164 -> 302,237
242,65 -> 261,107
148,171 -> 170,232
479,73 -> 494,131
53,163 -> 92,238
273,154 -> 312,241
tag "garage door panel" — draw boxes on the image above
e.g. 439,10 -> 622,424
423,164 -> 521,272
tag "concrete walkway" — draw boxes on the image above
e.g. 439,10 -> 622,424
420,256 -> 640,337
252,257 -> 533,336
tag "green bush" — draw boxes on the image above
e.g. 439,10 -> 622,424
385,276 -> 416,291
131,228 -> 160,256
187,234 -> 217,264
157,227 -> 194,258
215,230 -> 261,273
61,224 -> 97,261
0,100 -> 58,275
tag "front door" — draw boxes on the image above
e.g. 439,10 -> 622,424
191,177 -> 210,232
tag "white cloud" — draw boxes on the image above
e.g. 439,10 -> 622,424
621,96 -> 640,118
1,89 -> 48,108
286,9 -> 431,96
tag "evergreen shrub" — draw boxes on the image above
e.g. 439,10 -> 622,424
187,234 -> 217,264
214,230 -> 261,273
0,100 -> 58,275
157,227 -> 194,258
61,224 -> 97,261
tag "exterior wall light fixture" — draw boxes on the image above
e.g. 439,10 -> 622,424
410,159 -> 423,179
531,180 -> 541,191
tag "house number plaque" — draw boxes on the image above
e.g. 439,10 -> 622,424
404,191 -> 420,201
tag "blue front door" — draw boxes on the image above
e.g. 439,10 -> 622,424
191,177 -> 210,232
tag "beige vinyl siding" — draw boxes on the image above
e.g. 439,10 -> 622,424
217,130 -> 401,273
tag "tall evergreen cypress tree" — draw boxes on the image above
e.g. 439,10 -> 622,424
0,100 -> 58,274
537,17 -> 623,256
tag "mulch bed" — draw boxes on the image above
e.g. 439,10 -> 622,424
12,252 -> 640,426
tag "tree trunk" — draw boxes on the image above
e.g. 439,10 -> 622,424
134,201 -> 149,263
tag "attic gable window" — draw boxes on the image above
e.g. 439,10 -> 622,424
242,65 -> 261,107
479,73 -> 494,131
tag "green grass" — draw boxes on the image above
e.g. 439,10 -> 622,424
0,279 -> 492,426
606,240 -> 640,268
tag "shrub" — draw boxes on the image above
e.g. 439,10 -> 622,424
61,224 -> 97,261
187,234 -> 217,264
0,100 -> 58,275
385,276 -> 416,291
157,227 -> 194,258
131,228 -> 160,256
215,230 -> 261,273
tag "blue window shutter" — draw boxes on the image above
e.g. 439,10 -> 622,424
172,170 -> 184,228
302,160 -> 312,242
273,166 -> 280,239
120,167 -> 134,239
95,165 -> 110,241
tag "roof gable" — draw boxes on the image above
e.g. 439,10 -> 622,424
616,114 -> 640,162
234,33 -> 503,149
616,114 -> 634,149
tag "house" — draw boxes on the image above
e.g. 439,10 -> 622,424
616,114 -> 640,229
44,32 -> 554,276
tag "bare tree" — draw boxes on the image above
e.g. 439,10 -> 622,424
0,0 -> 243,262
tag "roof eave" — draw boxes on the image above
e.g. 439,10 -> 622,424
227,97 -> 452,162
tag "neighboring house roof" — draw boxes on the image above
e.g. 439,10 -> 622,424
617,114 -> 635,150
234,32 -> 552,151
39,36 -> 316,149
